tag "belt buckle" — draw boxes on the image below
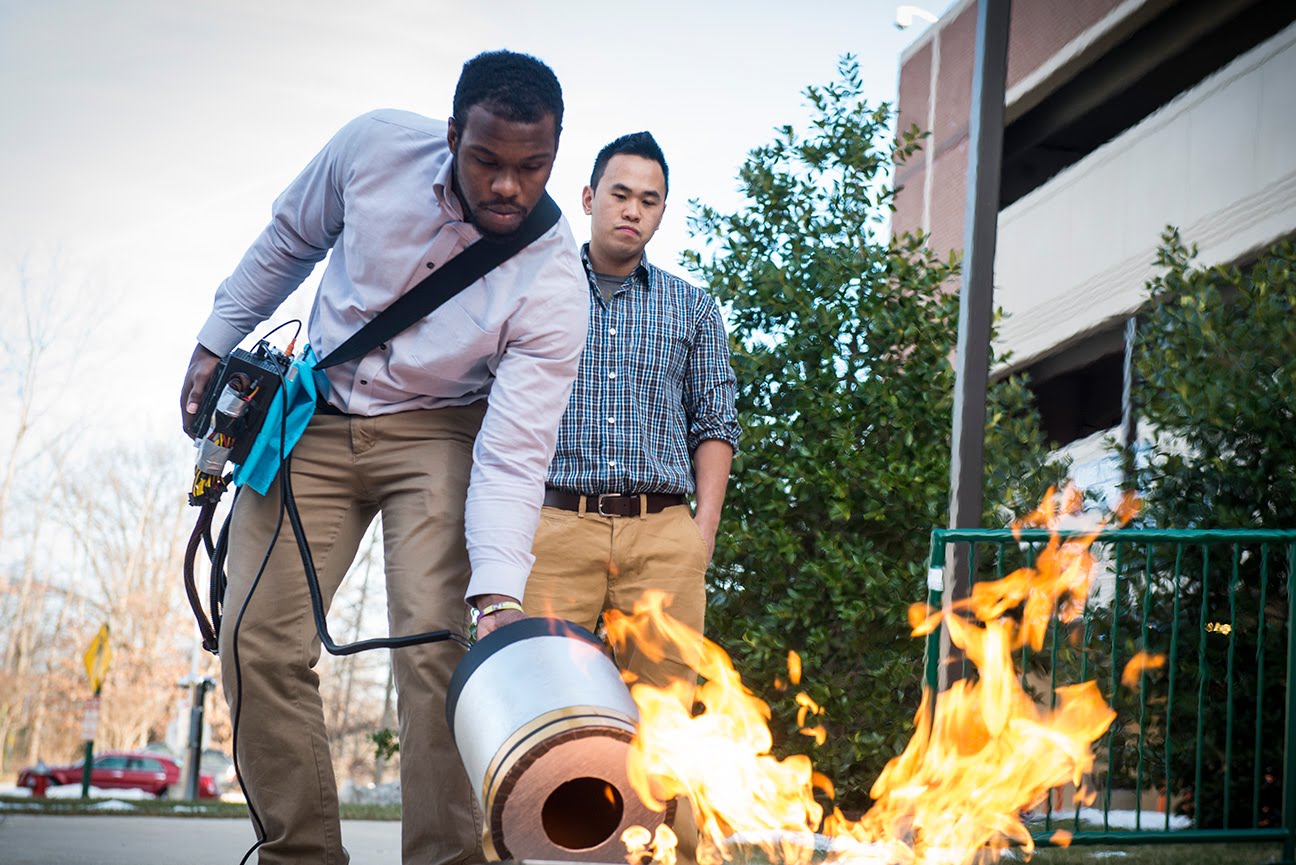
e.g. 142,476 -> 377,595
597,493 -> 623,517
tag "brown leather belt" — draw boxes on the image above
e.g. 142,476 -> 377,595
543,489 -> 685,517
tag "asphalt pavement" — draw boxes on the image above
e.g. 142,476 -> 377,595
0,813 -> 402,864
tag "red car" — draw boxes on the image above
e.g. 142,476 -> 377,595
17,750 -> 218,799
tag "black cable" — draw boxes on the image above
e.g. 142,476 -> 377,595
182,504 -> 219,652
257,318 -> 303,345
228,394 -> 295,865
210,509 -> 232,638
230,483 -> 271,864
280,450 -> 471,654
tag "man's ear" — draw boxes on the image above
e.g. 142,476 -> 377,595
447,117 -> 459,154
581,185 -> 594,216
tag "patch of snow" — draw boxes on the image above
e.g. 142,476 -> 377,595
0,785 -> 32,797
1074,807 -> 1192,831
89,799 -> 138,811
45,783 -> 154,800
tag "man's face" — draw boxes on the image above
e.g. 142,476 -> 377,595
447,105 -> 558,237
583,154 -> 666,262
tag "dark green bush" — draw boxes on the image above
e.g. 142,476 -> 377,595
687,57 -> 1060,811
1119,231 -> 1296,827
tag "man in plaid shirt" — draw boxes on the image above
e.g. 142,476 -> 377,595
523,131 -> 739,690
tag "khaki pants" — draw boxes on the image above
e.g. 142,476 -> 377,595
523,502 -> 709,689
220,404 -> 486,865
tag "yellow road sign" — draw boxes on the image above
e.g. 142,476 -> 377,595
83,624 -> 112,693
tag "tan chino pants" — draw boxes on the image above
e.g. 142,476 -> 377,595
220,404 -> 486,865
523,502 -> 709,693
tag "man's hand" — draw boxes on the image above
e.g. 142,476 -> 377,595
691,439 -> 732,564
472,593 -> 525,640
694,512 -> 719,562
181,344 -> 222,437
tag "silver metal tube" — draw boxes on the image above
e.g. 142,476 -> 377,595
447,618 -> 675,861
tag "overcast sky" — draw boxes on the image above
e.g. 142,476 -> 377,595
0,0 -> 951,440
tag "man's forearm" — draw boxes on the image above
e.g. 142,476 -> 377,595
693,439 -> 734,533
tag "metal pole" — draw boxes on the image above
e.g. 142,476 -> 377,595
1281,542 -> 1296,864
1121,315 -> 1139,484
183,678 -> 213,800
79,687 -> 100,799
941,0 -> 1013,690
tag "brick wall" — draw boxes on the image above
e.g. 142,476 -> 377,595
893,0 -> 1129,254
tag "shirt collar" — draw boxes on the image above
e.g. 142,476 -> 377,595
579,243 -> 651,289
432,155 -> 466,222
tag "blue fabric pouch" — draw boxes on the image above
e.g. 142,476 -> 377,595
232,345 -> 329,495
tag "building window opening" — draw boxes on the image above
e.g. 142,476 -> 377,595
1025,350 -> 1124,448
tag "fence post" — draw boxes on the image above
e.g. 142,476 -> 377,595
1283,542 -> 1296,865
926,532 -> 945,694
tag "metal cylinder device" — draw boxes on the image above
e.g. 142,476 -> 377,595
447,617 -> 675,861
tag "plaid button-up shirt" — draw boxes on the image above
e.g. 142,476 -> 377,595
546,246 -> 740,495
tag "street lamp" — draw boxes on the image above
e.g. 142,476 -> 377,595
178,675 -> 215,800
896,4 -> 939,28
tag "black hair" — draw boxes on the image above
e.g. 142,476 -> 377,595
452,50 -> 563,137
589,131 -> 669,197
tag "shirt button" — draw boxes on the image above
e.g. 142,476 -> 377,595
426,262 -> 435,270
608,460 -> 617,468
608,327 -> 617,336
608,371 -> 617,380
607,417 -> 615,425
360,379 -> 368,385
379,343 -> 387,350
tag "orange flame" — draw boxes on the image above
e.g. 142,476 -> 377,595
622,824 -> 679,865
1120,651 -> 1167,690
605,592 -> 824,855
610,487 -> 1137,865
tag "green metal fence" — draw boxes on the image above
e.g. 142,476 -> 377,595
924,528 -> 1296,860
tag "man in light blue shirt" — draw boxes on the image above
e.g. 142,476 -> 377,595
179,51 -> 587,865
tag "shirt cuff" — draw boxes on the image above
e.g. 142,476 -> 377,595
688,424 -> 741,454
464,559 -> 529,604
196,313 -> 247,357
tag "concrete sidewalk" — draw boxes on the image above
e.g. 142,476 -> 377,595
0,813 -> 402,864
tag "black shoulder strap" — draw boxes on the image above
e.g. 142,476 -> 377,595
316,192 -> 562,371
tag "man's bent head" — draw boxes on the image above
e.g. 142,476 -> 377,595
448,50 -> 563,238
584,132 -> 669,269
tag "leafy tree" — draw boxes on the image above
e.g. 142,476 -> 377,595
685,57 -> 1061,811
1119,231 -> 1296,826
1132,231 -> 1295,529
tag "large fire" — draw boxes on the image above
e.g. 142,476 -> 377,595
603,488 -> 1138,865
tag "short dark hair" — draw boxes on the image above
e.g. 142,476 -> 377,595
589,131 -> 669,197
452,50 -> 564,137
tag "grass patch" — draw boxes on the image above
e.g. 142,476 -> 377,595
0,795 -> 400,821
339,802 -> 402,821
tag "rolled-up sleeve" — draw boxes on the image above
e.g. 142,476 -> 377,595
197,119 -> 355,355
463,242 -> 589,601
683,297 -> 740,454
